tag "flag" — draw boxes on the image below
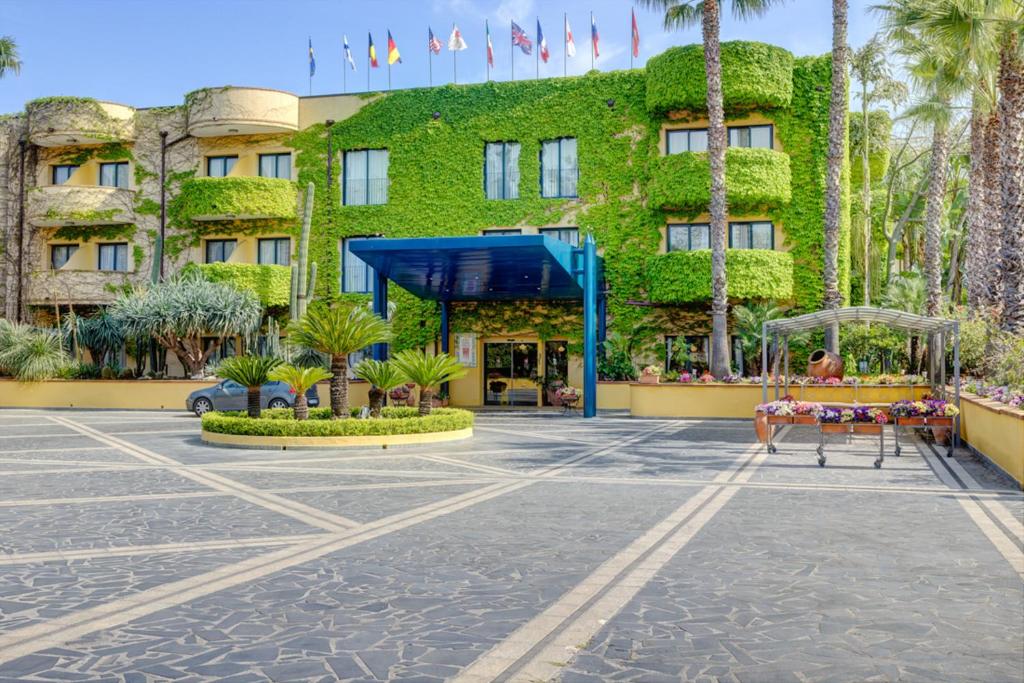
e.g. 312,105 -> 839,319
428,27 -> 442,54
308,38 -> 316,77
511,21 -> 532,55
368,32 -> 379,68
537,19 -> 549,62
486,21 -> 494,67
387,30 -> 401,64
343,35 -> 356,71
591,15 -> 600,58
448,24 -> 467,51
565,16 -> 576,57
631,9 -> 640,58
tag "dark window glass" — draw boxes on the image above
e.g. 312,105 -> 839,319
50,244 -> 79,269
257,238 -> 290,265
667,223 -> 710,251
98,243 -> 128,272
482,229 -> 522,236
99,162 -> 129,188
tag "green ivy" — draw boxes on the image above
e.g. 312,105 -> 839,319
53,223 -> 136,242
59,142 -> 134,166
645,42 -> 794,115
646,249 -> 794,303
850,109 -> 892,185
185,262 -> 291,308
44,207 -> 121,224
648,147 -> 791,214
167,176 -> 298,236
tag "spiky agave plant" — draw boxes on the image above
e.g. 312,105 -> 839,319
216,355 -> 283,418
268,364 -> 331,420
390,350 -> 467,416
354,359 -> 406,417
0,326 -> 69,381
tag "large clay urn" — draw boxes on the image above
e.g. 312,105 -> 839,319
807,349 -> 844,380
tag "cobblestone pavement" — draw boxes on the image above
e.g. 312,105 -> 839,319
0,409 -> 1020,682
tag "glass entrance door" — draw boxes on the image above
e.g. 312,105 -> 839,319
484,341 -> 539,406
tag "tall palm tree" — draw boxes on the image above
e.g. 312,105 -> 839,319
638,0 -> 785,377
287,305 -> 391,419
390,350 -> 467,416
994,3 -> 1023,332
0,37 -> 22,78
822,0 -> 848,353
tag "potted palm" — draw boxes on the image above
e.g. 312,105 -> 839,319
217,355 -> 283,418
354,359 -> 406,417
267,363 -> 331,420
391,350 -> 467,416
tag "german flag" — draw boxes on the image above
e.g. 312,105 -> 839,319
387,30 -> 401,65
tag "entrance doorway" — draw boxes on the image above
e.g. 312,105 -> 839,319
484,341 -> 539,406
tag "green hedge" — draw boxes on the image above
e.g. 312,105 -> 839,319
648,148 -> 791,214
647,249 -> 794,303
201,407 -> 474,437
645,42 -> 794,115
168,176 -> 297,231
185,262 -> 290,308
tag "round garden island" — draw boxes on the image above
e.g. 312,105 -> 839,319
201,407 -> 474,449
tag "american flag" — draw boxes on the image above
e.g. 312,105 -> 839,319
511,21 -> 532,55
428,27 -> 442,55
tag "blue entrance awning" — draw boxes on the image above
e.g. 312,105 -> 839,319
348,235 -> 598,302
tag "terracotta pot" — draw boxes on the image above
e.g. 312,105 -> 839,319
807,349 -> 844,380
639,374 -> 660,384
793,415 -> 817,425
754,411 -> 769,443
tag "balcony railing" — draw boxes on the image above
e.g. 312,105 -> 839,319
27,185 -> 135,227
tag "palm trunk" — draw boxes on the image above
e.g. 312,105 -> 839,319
703,0 -> 729,378
822,0 -> 847,353
418,388 -> 433,416
329,354 -> 349,419
982,112 -> 1002,308
861,82 -> 872,305
998,32 -> 1023,333
368,387 -> 384,417
293,392 -> 309,421
247,386 -> 261,418
965,98 -> 990,310
923,115 -> 950,317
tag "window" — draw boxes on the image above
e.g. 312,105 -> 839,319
259,153 -> 291,179
540,227 -> 579,246
666,335 -> 709,373
484,142 -> 521,199
731,335 -> 745,374
50,244 -> 78,269
540,137 -> 578,198
258,238 -> 290,266
203,336 -> 236,361
206,156 -> 238,177
52,165 -> 78,185
98,243 -> 128,272
99,162 -> 130,188
729,221 -> 774,250
667,223 -> 710,252
728,125 -> 773,149
205,239 -> 237,264
343,149 -> 389,205
481,229 -> 522,236
341,237 -> 375,293
666,128 -> 709,154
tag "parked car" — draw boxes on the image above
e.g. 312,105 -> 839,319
186,380 -> 320,416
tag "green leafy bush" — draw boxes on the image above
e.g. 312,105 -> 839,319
645,41 -> 794,115
647,250 -> 794,303
648,148 -> 791,213
201,407 -> 474,437
168,176 -> 297,232
183,262 -> 291,308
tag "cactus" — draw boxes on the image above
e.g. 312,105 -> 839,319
291,182 -> 317,320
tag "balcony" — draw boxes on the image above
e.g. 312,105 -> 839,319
169,177 -> 298,230
186,87 -> 299,137
26,269 -> 136,306
646,249 -> 794,304
189,262 -> 290,308
648,148 -> 791,214
27,98 -> 135,146
27,185 -> 135,227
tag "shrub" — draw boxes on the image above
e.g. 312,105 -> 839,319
201,407 -> 474,437
0,321 -> 69,381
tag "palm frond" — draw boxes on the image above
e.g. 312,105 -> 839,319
390,350 -> 467,390
287,305 -> 391,357
217,355 -> 283,388
353,359 -> 406,391
268,363 -> 331,394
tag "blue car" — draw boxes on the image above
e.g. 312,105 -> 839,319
186,380 -> 320,416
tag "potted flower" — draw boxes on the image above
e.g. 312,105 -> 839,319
818,407 -> 848,433
677,371 -> 693,383
389,383 -> 414,406
430,389 -> 450,408
851,406 -> 888,434
792,401 -> 823,424
640,365 -> 662,384
555,385 -> 580,409
699,372 -> 716,384
755,398 -> 795,442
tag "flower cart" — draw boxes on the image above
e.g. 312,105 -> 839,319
556,385 -> 581,415
889,399 -> 960,457
816,407 -> 889,468
757,399 -> 823,453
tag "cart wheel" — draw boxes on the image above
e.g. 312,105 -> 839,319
816,445 -> 823,456
894,446 -> 901,457
767,444 -> 777,454
817,455 -> 826,467
874,458 -> 883,469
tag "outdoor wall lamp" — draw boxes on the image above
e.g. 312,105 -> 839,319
432,111 -> 442,120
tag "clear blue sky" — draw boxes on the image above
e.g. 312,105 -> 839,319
1,0 -> 883,112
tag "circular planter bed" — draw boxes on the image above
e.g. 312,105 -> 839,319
201,407 -> 474,449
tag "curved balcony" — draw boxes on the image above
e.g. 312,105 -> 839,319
648,148 -> 791,214
27,185 -> 135,227
646,249 -> 794,304
186,87 -> 299,137
27,98 -> 135,146
26,269 -> 136,306
169,177 -> 297,229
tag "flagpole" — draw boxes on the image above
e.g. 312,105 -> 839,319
590,12 -> 594,71
452,24 -> 457,84
343,43 -> 347,93
510,20 -> 514,81
630,10 -> 634,69
308,37 -> 312,96
485,21 -> 490,82
428,30 -> 433,87
563,13 -> 567,77
367,34 -> 371,91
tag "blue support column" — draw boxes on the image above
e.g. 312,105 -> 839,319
440,300 -> 450,397
597,290 -> 607,356
372,271 -> 389,361
583,235 -> 597,418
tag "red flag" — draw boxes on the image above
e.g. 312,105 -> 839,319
631,9 -> 640,58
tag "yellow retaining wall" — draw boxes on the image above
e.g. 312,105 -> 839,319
959,393 -> 1024,487
201,427 -> 473,450
597,382 -> 633,410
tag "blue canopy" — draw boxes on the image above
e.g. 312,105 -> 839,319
348,235 -> 598,302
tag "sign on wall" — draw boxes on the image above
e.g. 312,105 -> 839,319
456,333 -> 477,367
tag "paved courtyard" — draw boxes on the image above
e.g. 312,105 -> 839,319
0,409 -> 1020,683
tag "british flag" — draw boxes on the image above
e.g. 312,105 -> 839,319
428,27 -> 442,55
511,21 -> 532,55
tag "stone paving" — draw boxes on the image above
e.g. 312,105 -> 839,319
0,409 -> 1020,682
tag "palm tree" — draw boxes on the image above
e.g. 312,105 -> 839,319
0,37 -> 22,78
217,355 -> 283,418
390,350 -> 466,416
994,3 -> 1023,332
638,0 -> 785,377
268,364 -> 331,420
354,359 -> 406,417
287,305 -> 391,419
0,324 -> 68,381
883,268 -> 927,372
822,0 -> 848,353
732,302 -> 787,374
